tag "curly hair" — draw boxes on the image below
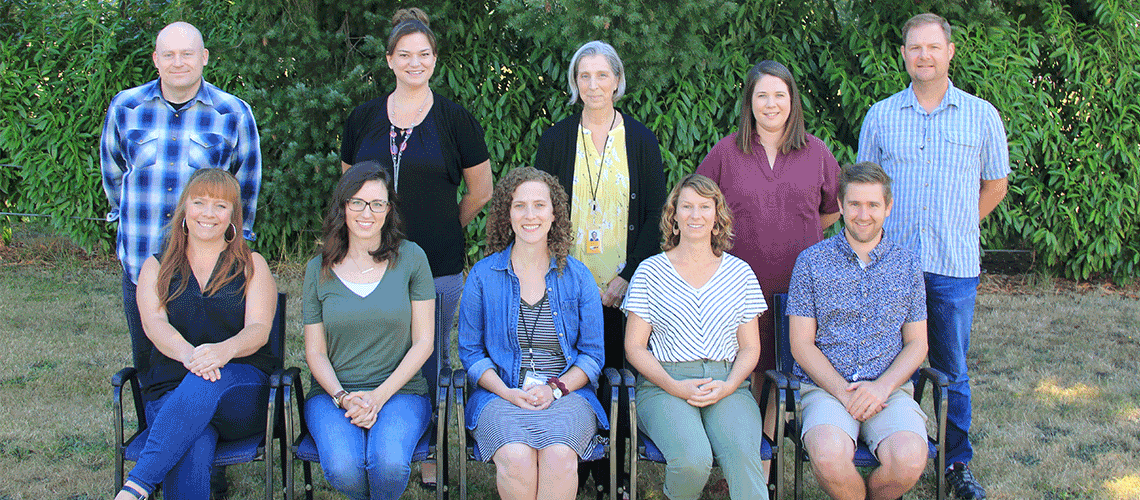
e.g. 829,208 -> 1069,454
659,173 -> 735,255
484,167 -> 573,271
155,168 -> 254,307
319,161 -> 405,281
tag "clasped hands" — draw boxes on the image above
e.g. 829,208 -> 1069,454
840,379 -> 891,422
181,343 -> 232,382
506,383 -> 555,411
671,377 -> 734,407
341,390 -> 392,429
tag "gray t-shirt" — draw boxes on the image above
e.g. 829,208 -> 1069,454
303,240 -> 436,396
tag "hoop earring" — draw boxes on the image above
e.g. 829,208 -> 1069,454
672,220 -> 680,235
182,219 -> 189,234
225,223 -> 237,243
712,226 -> 720,236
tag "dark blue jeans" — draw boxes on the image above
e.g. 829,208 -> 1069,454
122,273 -> 153,389
304,392 -> 432,500
127,363 -> 270,498
922,272 -> 979,466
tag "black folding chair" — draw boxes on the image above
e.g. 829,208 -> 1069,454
771,292 -> 949,500
112,291 -> 288,500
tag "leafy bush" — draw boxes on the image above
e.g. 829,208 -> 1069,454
2,0 -> 1138,280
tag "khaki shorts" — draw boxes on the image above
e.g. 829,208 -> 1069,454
800,383 -> 928,457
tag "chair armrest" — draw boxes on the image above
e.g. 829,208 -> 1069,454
111,367 -> 138,388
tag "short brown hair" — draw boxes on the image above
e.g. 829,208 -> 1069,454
838,162 -> 893,205
660,174 -> 734,255
484,167 -> 573,271
902,13 -> 952,45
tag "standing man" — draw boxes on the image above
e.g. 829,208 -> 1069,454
856,12 -> 1009,499
788,162 -> 929,500
101,21 -> 261,496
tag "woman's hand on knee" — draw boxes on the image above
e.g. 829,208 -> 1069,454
505,388 -> 545,410
184,343 -> 232,381
668,377 -> 713,401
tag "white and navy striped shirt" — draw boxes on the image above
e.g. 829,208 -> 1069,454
856,81 -> 1010,278
623,252 -> 766,362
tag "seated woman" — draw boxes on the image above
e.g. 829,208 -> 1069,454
302,161 -> 435,500
623,173 -> 770,500
116,168 -> 278,500
459,167 -> 606,500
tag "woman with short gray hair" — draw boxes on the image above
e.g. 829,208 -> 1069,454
535,40 -> 666,377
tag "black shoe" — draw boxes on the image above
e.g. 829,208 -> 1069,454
947,462 -> 986,499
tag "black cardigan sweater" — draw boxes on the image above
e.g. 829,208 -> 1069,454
534,110 -> 666,283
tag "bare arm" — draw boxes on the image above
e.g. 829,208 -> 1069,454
459,160 -> 493,226
624,311 -> 712,402
788,315 -> 851,399
304,321 -> 373,428
820,211 -> 841,231
979,176 -> 1008,220
137,257 -> 196,368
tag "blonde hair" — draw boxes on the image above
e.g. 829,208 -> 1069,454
660,174 -> 735,255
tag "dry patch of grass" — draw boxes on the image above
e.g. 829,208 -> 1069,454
2,221 -> 1138,499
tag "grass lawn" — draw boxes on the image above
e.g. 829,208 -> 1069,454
1,224 -> 1138,499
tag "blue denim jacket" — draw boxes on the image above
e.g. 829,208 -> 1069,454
458,245 -> 607,429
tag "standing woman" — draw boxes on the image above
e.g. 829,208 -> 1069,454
339,10 -> 492,485
117,169 -> 277,500
458,168 -> 606,500
624,174 -> 769,500
302,162 -> 436,499
695,60 -> 840,415
535,40 -> 666,371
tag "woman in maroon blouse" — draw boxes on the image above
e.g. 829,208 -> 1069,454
695,59 -> 841,434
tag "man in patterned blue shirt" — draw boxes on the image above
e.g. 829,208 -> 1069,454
856,13 -> 1008,499
788,162 -> 929,500
100,22 -> 261,493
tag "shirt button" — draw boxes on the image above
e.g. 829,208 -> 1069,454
171,137 -> 176,141
167,187 -> 173,192
164,213 -> 171,218
628,225 -> 634,231
630,193 -> 637,199
553,312 -> 557,316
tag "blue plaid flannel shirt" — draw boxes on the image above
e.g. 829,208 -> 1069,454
101,79 -> 261,283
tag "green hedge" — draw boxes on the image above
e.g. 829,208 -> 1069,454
2,0 -> 1138,281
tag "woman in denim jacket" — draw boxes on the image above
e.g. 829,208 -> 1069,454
459,167 -> 606,500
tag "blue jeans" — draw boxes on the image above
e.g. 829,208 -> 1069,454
305,392 -> 432,500
127,363 -> 270,498
421,273 -> 463,389
122,273 -> 153,390
922,272 -> 978,465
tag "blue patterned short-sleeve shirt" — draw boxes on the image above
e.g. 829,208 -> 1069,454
786,232 -> 926,385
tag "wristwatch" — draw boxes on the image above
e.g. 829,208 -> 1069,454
332,390 -> 348,408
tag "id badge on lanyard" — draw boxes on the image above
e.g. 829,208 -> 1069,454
586,201 -> 604,255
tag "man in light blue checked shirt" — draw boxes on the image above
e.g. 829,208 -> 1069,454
100,21 -> 261,494
856,12 -> 1008,500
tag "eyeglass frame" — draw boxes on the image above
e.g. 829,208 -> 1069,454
346,198 -> 391,213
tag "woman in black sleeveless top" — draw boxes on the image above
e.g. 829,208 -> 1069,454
116,169 -> 278,500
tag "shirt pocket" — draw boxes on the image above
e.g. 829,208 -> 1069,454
557,299 -> 579,342
943,131 -> 982,171
124,129 -> 160,168
188,132 -> 235,169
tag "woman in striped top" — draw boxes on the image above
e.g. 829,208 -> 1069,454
623,173 -> 770,500
458,167 -> 607,500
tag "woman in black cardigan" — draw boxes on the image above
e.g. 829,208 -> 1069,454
535,40 -> 666,373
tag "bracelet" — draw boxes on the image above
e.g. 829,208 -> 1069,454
546,376 -> 568,400
332,390 -> 348,409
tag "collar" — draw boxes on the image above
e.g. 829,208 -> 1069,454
488,243 -> 558,273
901,79 -> 962,114
835,230 -> 894,266
142,78 -> 214,108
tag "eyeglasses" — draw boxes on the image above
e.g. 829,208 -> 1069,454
346,198 -> 390,213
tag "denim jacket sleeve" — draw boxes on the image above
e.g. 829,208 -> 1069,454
458,262 -> 496,386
